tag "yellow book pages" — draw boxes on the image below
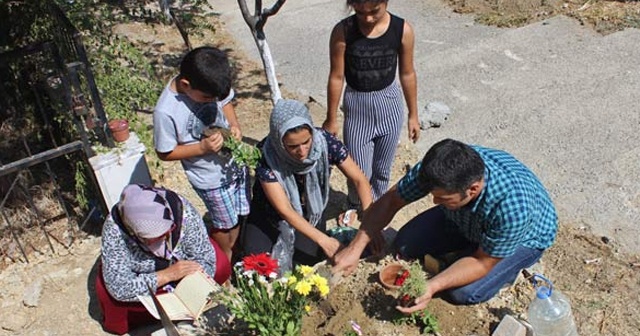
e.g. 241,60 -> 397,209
156,293 -> 194,320
137,293 -> 192,320
173,271 -> 221,319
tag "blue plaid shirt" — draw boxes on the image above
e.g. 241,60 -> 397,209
397,145 -> 557,258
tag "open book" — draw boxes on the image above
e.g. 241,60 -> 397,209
138,271 -> 222,321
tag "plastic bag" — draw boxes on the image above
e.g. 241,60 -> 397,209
271,221 -> 295,275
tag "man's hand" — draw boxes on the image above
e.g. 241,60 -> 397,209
332,244 -> 362,276
322,118 -> 339,136
367,230 -> 387,256
408,116 -> 420,143
199,132 -> 224,153
156,260 -> 202,286
396,286 -> 434,314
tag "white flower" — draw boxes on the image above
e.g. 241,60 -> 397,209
258,275 -> 268,284
243,270 -> 255,277
248,279 -> 254,286
269,272 -> 278,279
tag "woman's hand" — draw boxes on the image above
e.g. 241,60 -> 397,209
322,118 -> 339,136
408,116 -> 420,143
319,235 -> 342,260
156,260 -> 202,287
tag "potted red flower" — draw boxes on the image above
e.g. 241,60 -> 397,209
396,260 -> 428,308
379,263 -> 406,290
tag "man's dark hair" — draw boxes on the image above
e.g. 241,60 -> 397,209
179,46 -> 231,98
418,139 -> 485,195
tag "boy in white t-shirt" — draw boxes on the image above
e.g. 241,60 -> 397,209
153,46 -> 249,263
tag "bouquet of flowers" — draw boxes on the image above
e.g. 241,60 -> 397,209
222,253 -> 330,335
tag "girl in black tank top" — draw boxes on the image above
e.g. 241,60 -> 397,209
323,0 -> 420,212
343,13 -> 404,92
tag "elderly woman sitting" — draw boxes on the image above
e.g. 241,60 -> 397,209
95,184 -> 230,334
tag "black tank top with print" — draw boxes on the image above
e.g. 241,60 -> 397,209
343,13 -> 404,92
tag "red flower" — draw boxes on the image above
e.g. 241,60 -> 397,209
394,269 -> 410,286
399,294 -> 413,307
242,253 -> 279,276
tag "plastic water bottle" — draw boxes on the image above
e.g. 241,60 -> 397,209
527,274 -> 579,336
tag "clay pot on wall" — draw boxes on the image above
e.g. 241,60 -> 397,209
108,119 -> 130,143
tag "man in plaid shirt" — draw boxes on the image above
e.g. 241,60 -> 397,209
333,139 -> 558,311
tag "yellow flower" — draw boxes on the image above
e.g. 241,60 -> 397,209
298,265 -> 314,277
287,275 -> 298,286
310,274 -> 328,287
295,280 -> 312,296
318,283 -> 330,297
304,305 -> 311,312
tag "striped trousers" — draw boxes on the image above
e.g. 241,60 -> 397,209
343,81 -> 404,205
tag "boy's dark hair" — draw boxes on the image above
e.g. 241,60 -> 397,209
179,46 -> 231,99
418,139 -> 485,195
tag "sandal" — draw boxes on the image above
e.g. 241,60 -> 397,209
339,209 -> 358,227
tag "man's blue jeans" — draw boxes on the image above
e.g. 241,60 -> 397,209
392,206 -> 543,305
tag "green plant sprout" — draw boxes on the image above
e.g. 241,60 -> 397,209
203,126 -> 261,169
395,310 -> 440,335
74,160 -> 89,210
393,260 -> 439,334
224,136 -> 261,170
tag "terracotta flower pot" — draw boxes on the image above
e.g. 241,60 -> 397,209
109,119 -> 130,143
379,263 -> 406,290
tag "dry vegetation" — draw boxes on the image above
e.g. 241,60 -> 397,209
447,0 -> 640,34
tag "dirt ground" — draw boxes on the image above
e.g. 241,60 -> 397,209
1,1 -> 640,335
445,0 -> 640,34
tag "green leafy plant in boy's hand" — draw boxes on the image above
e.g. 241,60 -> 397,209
223,136 -> 261,169
202,126 -> 261,169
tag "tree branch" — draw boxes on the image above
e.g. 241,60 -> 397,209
237,0 -> 258,30
256,0 -> 286,35
262,0 -> 286,17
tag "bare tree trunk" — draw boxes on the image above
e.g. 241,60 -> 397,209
237,0 -> 287,106
252,32 -> 281,104
159,0 -> 192,51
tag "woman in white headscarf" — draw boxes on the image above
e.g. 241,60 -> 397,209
242,99 -> 372,272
